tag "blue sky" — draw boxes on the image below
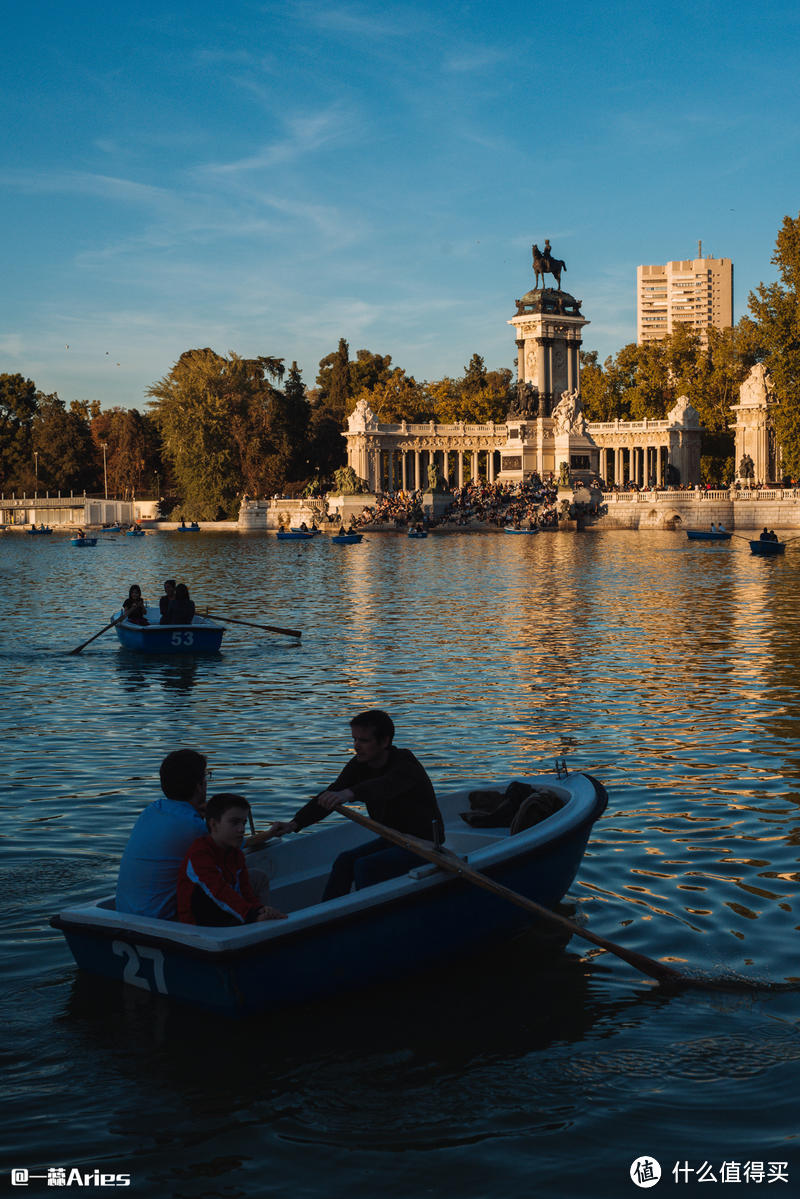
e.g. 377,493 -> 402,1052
2,0 -> 799,410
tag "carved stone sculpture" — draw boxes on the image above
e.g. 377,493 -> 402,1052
551,389 -> 587,436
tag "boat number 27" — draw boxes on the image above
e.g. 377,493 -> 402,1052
112,941 -> 168,994
170,632 -> 194,646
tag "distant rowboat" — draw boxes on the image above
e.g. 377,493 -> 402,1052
125,528 -> 146,537
749,539 -> 785,556
504,527 -> 539,535
686,530 -> 731,541
71,537 -> 98,547
277,530 -> 314,540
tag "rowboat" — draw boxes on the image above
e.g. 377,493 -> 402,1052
504,527 -> 539,535
125,528 -> 146,537
71,536 -> 98,547
114,610 -> 225,653
331,533 -> 363,544
686,530 -> 731,541
176,522 -> 201,532
51,768 -> 607,1016
750,538 -> 785,556
27,526 -> 53,535
408,528 -> 428,539
277,530 -> 314,540
103,525 -> 123,533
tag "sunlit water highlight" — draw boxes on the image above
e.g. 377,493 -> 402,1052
1,528 -> 799,1197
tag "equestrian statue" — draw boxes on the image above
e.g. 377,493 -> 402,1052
532,238 -> 567,291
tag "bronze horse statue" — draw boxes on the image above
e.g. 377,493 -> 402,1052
532,243 -> 567,291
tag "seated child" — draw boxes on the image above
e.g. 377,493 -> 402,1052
177,793 -> 286,925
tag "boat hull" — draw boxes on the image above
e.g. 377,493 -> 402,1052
408,530 -> 428,539
114,611 -> 225,653
687,530 -> 731,541
71,538 -> 97,547
749,539 -> 785,555
504,528 -> 539,535
277,531 -> 314,540
52,771 -> 607,1015
331,534 -> 363,544
125,529 -> 146,537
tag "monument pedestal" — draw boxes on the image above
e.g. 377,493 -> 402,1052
421,490 -> 452,520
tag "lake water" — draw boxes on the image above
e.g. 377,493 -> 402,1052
1,528 -> 799,1198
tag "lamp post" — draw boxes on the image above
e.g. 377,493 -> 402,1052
34,451 -> 39,489
100,442 -> 108,500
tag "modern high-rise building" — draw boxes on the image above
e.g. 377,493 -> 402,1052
637,245 -> 733,345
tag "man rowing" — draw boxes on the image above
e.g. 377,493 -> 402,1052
259,709 -> 444,899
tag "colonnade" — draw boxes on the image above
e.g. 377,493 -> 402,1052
598,443 -> 672,488
374,446 -> 500,492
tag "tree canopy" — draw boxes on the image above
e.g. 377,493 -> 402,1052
739,212 -> 800,476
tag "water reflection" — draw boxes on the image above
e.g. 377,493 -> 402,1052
114,652 -> 201,695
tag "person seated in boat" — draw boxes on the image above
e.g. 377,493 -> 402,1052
163,582 -> 196,625
770,529 -> 780,541
759,527 -> 770,541
76,529 -> 86,540
122,584 -> 149,625
717,522 -> 726,532
116,749 -> 211,919
260,710 -> 444,900
177,793 -> 286,925
159,579 -> 177,623
710,523 -> 717,533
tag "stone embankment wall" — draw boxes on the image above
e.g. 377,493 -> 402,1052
591,489 -> 800,532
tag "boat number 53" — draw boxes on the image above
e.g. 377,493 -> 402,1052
112,941 -> 168,994
170,632 -> 194,646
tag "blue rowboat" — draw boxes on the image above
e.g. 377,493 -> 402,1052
504,527 -> 539,535
750,538 -> 785,556
125,528 -> 146,537
176,523 -> 201,532
331,533 -> 363,544
408,528 -> 428,539
104,526 -> 123,533
27,526 -> 53,535
686,530 -> 731,541
277,530 -> 314,540
51,768 -> 607,1016
71,537 -> 98,547
114,610 -> 225,653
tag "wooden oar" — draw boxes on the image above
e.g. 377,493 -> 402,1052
206,611 -> 301,638
69,613 -> 125,655
337,803 -> 685,987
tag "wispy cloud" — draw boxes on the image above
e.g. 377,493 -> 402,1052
1,169 -> 170,207
201,104 -> 358,175
442,46 -> 508,73
289,1 -> 411,41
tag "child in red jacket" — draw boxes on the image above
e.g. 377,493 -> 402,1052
178,793 -> 286,925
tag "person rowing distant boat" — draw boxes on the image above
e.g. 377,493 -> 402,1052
259,709 -> 444,899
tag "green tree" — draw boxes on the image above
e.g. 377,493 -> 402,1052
147,349 -> 289,518
91,407 -> 162,498
0,373 -> 38,490
316,338 -> 352,420
32,393 -> 97,493
739,212 -> 800,477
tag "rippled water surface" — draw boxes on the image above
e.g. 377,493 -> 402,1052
1,528 -> 799,1197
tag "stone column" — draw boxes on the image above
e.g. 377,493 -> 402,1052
414,451 -> 421,490
471,450 -> 479,481
387,450 -> 395,492
458,452 -> 464,487
488,450 -> 495,483
567,342 -> 575,392
443,450 -> 449,485
536,339 -> 547,396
